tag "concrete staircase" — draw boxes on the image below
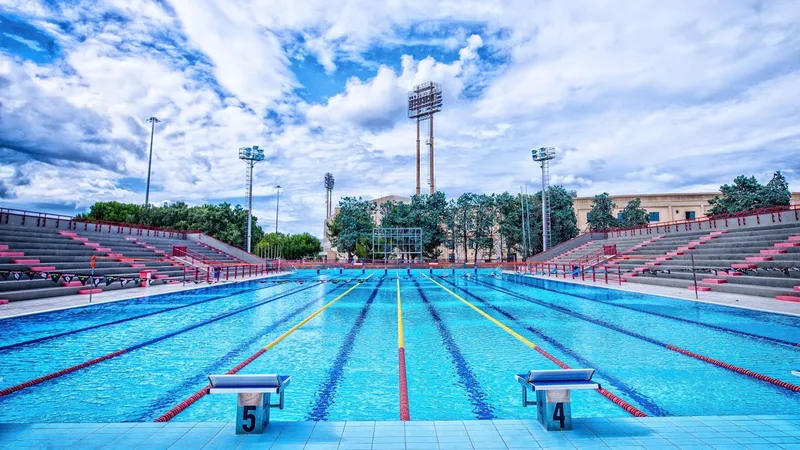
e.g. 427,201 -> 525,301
0,225 -> 234,302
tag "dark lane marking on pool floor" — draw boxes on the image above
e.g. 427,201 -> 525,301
140,281 -> 350,421
0,283 -> 286,352
411,278 -> 495,420
155,274 -> 374,421
421,274 -> 647,417
440,277 -> 669,416
0,282 -> 327,398
499,275 -> 799,347
472,279 -> 800,394
307,279 -> 385,420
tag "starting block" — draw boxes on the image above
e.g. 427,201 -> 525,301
515,369 -> 600,431
208,374 -> 290,434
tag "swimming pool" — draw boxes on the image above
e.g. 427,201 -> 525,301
0,269 -> 798,423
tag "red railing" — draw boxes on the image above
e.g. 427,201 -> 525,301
568,244 -> 617,267
604,205 -> 800,237
0,207 -> 200,238
172,245 -> 221,267
182,263 -> 273,283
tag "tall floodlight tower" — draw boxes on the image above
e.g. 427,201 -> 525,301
239,145 -> 265,253
408,82 -> 443,195
324,173 -> 335,218
532,147 -> 556,251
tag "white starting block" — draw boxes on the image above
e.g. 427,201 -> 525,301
515,369 -> 599,431
208,374 -> 290,434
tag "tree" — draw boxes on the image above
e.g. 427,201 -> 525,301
451,193 -> 476,260
326,197 -> 376,260
547,186 -> 580,245
495,192 -> 521,260
763,171 -> 791,208
408,192 -> 448,259
256,233 -> 322,260
586,193 -> 618,231
79,201 -> 264,249
619,197 -> 649,227
472,194 -> 496,263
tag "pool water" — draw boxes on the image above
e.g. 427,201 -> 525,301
0,269 -> 798,423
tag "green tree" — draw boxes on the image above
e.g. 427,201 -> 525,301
256,233 -> 322,260
619,197 -> 649,227
495,192 -> 521,260
80,201 -> 264,249
451,193 -> 477,260
547,186 -> 580,245
586,193 -> 618,231
707,175 -> 764,215
763,171 -> 791,208
408,192 -> 448,259
326,197 -> 376,260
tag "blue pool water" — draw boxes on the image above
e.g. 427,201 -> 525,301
0,269 -> 798,423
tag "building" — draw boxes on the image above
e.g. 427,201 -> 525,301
574,192 -> 800,231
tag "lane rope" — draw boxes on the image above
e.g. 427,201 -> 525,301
154,273 -> 373,421
397,277 -> 410,421
0,282 -> 324,398
503,274 -> 799,347
472,278 -> 800,395
439,277 -> 668,416
421,274 -> 648,417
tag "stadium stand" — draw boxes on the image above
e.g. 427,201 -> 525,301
532,207 -> 800,302
0,208 -> 269,303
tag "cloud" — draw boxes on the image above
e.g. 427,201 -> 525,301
1,0 -> 799,240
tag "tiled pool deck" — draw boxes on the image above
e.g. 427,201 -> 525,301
1,416 -> 799,449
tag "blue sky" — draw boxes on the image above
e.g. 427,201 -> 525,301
1,0 -> 799,238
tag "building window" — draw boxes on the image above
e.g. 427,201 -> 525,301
649,212 -> 660,222
617,212 -> 624,222
685,211 -> 696,220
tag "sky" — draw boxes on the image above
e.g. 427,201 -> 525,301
1,0 -> 799,238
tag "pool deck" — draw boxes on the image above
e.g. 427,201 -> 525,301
0,272 -> 291,320
515,273 -> 800,317
1,416 -> 799,449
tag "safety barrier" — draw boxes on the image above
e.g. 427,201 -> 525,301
0,283 -> 321,398
476,279 -> 800,394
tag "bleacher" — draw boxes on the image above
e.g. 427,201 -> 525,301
537,209 -> 800,303
0,218 -> 258,303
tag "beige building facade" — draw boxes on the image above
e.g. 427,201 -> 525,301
574,192 -> 800,231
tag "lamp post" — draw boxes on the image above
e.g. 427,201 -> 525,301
532,147 -> 556,251
275,185 -> 281,234
144,117 -> 160,206
239,146 -> 265,252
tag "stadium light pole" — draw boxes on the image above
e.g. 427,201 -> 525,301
144,117 -> 160,206
239,146 -> 265,253
532,147 -> 556,251
275,185 -> 281,234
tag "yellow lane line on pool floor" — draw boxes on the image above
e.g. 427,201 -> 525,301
262,273 -> 373,351
420,273 -> 538,350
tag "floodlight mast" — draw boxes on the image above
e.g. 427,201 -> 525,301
408,82 -> 443,196
324,173 -> 335,218
239,146 -> 266,253
532,147 -> 556,251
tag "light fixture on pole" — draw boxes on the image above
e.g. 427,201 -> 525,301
144,117 -> 160,206
408,82 -> 443,196
239,146 -> 265,253
324,173 -> 335,218
532,147 -> 556,251
275,185 -> 281,234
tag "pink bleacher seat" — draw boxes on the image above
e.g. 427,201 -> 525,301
688,286 -> 711,291
710,231 -> 727,236
0,245 -> 8,250
645,262 -> 661,266
721,271 -> 743,276
94,247 -> 112,252
58,231 -> 77,237
0,252 -> 25,257
788,235 -> 800,241
107,253 -> 123,257
129,263 -> 146,268
30,266 -> 56,272
701,278 -> 726,284
761,249 -> 787,255
745,256 -> 772,262
61,281 -> 83,287
82,242 -> 100,247
794,286 -> 800,291
678,246 -> 695,251
71,237 -> 88,241
775,242 -> 800,248
656,256 -> 672,261
666,251 -> 684,256
78,289 -> 102,295
0,299 -> 8,305
12,259 -> 39,264
731,264 -> 757,269
125,237 -> 137,241
776,296 -> 800,303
